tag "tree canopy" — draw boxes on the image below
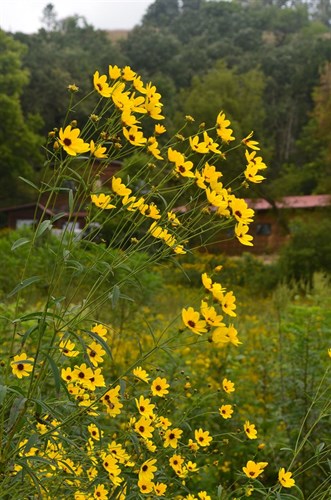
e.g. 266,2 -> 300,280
0,0 -> 330,205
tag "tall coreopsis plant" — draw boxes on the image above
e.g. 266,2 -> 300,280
0,64 -> 298,500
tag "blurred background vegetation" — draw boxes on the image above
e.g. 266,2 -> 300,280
0,0 -> 331,205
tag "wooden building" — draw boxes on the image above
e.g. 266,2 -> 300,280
216,194 -> 331,256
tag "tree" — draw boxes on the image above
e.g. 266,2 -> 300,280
15,14 -> 126,135
41,3 -> 59,31
0,30 -> 42,204
175,60 -> 267,141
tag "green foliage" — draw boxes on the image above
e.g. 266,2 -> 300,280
278,216 -> 331,289
0,227 -> 163,315
14,20 -> 126,136
0,30 -> 43,202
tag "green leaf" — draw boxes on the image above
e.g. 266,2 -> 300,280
18,176 -> 39,190
68,189 -> 74,214
24,433 -> 40,453
7,276 -> 41,298
35,219 -> 52,239
8,396 -> 27,431
43,352 -> 62,396
119,378 -> 126,398
316,442 -> 325,453
20,324 -> 39,349
0,385 -> 7,405
110,284 -> 120,308
11,237 -> 31,251
51,211 -> 67,223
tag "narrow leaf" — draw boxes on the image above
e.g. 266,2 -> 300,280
11,238 -> 30,251
83,329 -> 113,361
18,176 -> 39,190
7,276 -> 41,298
68,189 -> 74,214
35,219 -> 52,239
0,385 -> 7,405
8,396 -> 27,431
43,352 -> 62,396
51,211 -> 67,223
110,284 -> 120,308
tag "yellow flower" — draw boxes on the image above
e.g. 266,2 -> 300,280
59,338 -> 79,357
135,416 -> 154,439
222,378 -> 235,393
93,70 -> 112,97
139,458 -> 157,482
221,291 -> 237,317
88,423 -> 103,441
169,454 -> 184,471
144,99 -> 164,120
189,135 -> 209,154
182,307 -> 208,335
214,324 -> 241,347
123,125 -> 147,147
244,163 -> 265,183
241,131 -> 260,150
58,125 -> 90,156
109,64 -> 121,79
156,415 -> 172,430
112,176 -> 132,197
219,404 -> 234,419
244,420 -> 258,440
235,222 -> 253,246
138,478 -> 154,494
216,111 -> 235,143
198,492 -> 211,500
101,386 -> 123,417
154,123 -> 166,134
61,366 -> 74,383
87,341 -> 106,367
230,196 -> 255,224
151,377 -> 169,397
11,353 -> 34,379
93,484 -> 108,500
90,140 -> 108,159
200,300 -> 224,327
203,131 -> 222,154
194,428 -> 213,447
163,428 -> 183,448
133,366 -> 150,383
168,147 -> 195,178
91,193 -> 116,210
91,323 -> 108,340
122,65 -> 136,81
154,482 -> 167,496
135,395 -> 155,418
243,460 -> 268,478
147,136 -> 163,160
102,454 -> 121,477
279,467 -> 295,488
67,83 -> 79,92
188,438 -> 199,452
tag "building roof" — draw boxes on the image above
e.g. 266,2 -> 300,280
246,194 -> 331,210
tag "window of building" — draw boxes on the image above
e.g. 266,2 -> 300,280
255,223 -> 272,236
16,219 -> 35,229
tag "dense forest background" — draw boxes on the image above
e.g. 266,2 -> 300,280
1,0 -> 331,206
